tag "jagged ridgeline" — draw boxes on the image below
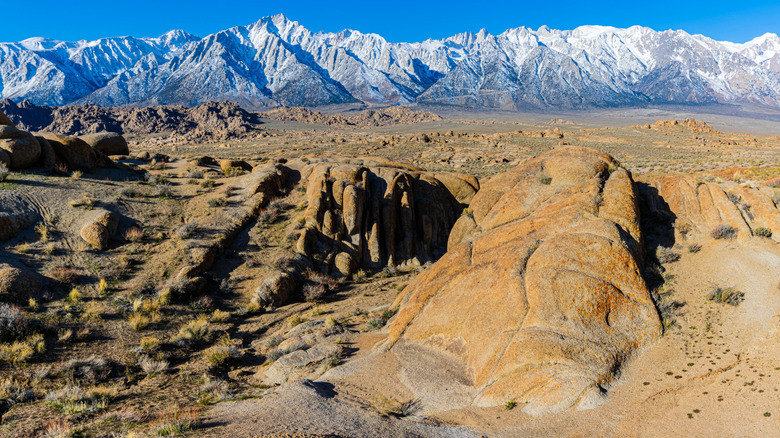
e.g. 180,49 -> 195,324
1,15 -> 779,109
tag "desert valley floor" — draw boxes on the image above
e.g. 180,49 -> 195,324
0,103 -> 777,437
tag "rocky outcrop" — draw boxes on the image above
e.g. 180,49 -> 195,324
0,192 -> 37,240
79,209 -> 119,250
641,175 -> 780,242
38,133 -> 112,171
296,159 -> 473,277
79,132 -> 129,156
385,147 -> 662,415
169,164 -> 289,299
0,265 -> 42,303
0,109 -> 14,127
0,126 -> 41,169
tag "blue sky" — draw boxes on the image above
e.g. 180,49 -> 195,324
3,0 -> 779,43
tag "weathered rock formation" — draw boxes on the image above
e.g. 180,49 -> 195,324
0,126 -> 41,169
0,264 -> 42,303
38,133 -> 114,171
79,209 -> 119,250
0,192 -> 37,240
385,147 -> 662,415
80,132 -> 129,156
641,175 -> 780,242
169,164 -> 289,299
296,159 -> 477,277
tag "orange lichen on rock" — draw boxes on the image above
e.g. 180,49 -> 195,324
386,146 -> 662,415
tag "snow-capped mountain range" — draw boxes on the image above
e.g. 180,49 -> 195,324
2,14 -> 780,110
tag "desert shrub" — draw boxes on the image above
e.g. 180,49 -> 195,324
0,333 -> 45,365
175,221 -> 199,239
205,336 -> 240,369
725,192 -> 741,205
0,162 -> 9,182
49,265 -> 80,284
128,314 -> 152,331
184,168 -> 204,179
175,317 -> 212,345
0,304 -> 30,342
191,296 -> 214,310
377,266 -> 399,278
56,356 -> 113,383
200,178 -> 216,189
365,318 -> 386,331
0,378 -> 33,407
540,176 -> 552,185
120,187 -> 142,198
708,287 -> 744,306
688,243 -> 702,253
125,226 -> 144,242
259,208 -> 280,224
305,271 -> 339,291
45,384 -> 115,414
223,167 -> 245,177
70,170 -> 83,181
656,246 -> 681,264
207,197 -> 228,208
139,356 -> 169,375
211,309 -> 231,323
287,314 -> 306,328
155,182 -> 174,198
150,407 -> 201,436
710,224 -> 737,240
302,284 -> 327,303
140,336 -> 161,353
754,227 -> 773,238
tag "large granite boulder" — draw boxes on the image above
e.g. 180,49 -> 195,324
386,147 -> 662,415
79,132 -> 129,156
0,126 -> 41,169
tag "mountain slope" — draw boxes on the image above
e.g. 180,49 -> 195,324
2,15 -> 780,110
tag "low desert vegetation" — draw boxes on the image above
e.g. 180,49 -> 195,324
710,224 -> 737,239
707,287 -> 744,306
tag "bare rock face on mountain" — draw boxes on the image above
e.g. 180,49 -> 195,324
296,159 -> 473,276
79,132 -> 129,156
642,175 -> 780,242
0,126 -> 41,169
386,147 -> 662,415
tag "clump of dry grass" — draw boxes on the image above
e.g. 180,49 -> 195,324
139,356 -> 169,375
124,226 -> 144,242
149,406 -> 202,436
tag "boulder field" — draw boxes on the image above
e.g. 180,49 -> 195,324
0,108 -> 123,171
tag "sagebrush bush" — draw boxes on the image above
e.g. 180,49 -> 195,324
656,246 -> 681,264
708,287 -> 744,306
175,317 -> 212,345
0,303 -> 30,342
303,283 -> 327,303
754,227 -> 772,238
710,224 -> 737,240
175,221 -> 199,239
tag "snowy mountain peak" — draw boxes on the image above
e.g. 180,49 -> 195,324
2,16 -> 780,110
